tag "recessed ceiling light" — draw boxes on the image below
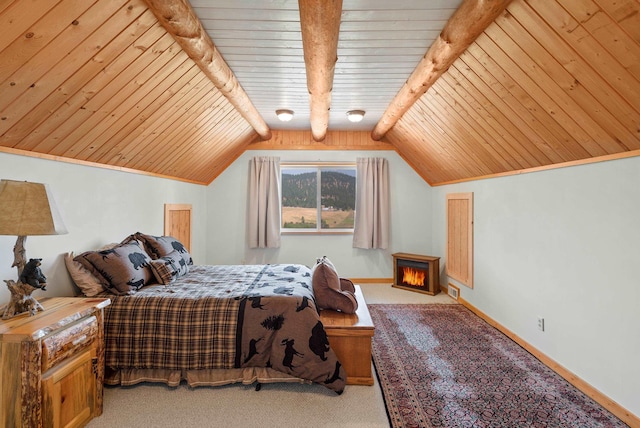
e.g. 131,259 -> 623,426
276,109 -> 294,122
346,110 -> 365,123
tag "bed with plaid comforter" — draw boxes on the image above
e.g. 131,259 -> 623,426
101,264 -> 345,394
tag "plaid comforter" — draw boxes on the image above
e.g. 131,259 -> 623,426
102,264 -> 345,393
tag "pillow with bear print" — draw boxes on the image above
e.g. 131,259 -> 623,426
132,233 -> 193,266
74,241 -> 154,294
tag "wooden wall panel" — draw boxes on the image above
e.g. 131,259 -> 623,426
248,130 -> 394,151
446,192 -> 473,288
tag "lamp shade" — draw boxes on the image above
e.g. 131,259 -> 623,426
0,180 -> 67,236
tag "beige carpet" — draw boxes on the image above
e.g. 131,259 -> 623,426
87,284 -> 456,427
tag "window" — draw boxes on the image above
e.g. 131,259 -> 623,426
281,163 -> 356,233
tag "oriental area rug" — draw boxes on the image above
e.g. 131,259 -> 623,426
369,304 -> 627,428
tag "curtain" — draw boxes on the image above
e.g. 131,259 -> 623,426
248,156 -> 281,248
353,157 -> 390,249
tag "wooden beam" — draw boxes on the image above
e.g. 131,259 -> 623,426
299,0 -> 343,142
371,0 -> 513,141
142,0 -> 271,140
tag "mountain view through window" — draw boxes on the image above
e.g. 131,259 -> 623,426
281,166 -> 356,231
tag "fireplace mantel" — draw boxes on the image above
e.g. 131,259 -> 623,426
392,253 -> 440,295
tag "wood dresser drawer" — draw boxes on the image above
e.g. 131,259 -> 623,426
42,315 -> 98,372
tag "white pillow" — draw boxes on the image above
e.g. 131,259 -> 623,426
64,252 -> 106,296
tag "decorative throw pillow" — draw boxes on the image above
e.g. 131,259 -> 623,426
149,250 -> 189,285
74,241 -> 154,294
64,252 -> 105,297
132,233 -> 193,266
310,256 -> 358,314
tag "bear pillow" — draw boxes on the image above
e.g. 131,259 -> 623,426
310,256 -> 358,314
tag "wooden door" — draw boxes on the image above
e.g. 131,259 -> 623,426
164,204 -> 192,252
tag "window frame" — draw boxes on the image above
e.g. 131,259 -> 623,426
280,161 -> 356,235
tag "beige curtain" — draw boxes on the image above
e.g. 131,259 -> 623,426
353,157 -> 390,249
248,156 -> 281,248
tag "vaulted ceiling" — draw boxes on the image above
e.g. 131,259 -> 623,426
1,0 -> 639,185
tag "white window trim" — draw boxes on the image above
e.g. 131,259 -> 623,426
281,161 -> 356,235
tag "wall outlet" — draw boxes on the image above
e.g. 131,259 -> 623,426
537,317 -> 545,332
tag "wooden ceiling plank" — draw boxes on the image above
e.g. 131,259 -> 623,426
496,8 -> 639,152
0,0 -> 63,53
141,0 -> 271,140
84,54 -> 196,163
14,22 -> 167,152
185,124 -> 253,177
146,96 -> 239,172
459,50 -> 564,164
15,3 -> 160,160
79,50 -> 194,162
441,67 -> 547,167
426,80 -> 516,172
530,0 -> 640,114
125,84 -> 226,170
0,0 -> 122,113
112,73 -> 214,166
509,0 -> 640,149
388,120 -> 456,184
59,35 -> 182,159
403,100 -> 488,178
44,32 -> 176,157
3,8 -> 156,147
474,31 -> 601,159
98,66 -> 206,165
565,0 -> 640,78
484,19 -> 616,156
167,122 -> 253,181
414,95 -> 499,175
0,0 -> 96,83
371,0 -> 513,140
595,0 -> 640,45
298,0 -> 343,141
435,74 -> 528,170
465,42 -> 582,162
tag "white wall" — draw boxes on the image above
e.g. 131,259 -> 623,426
205,150 -> 433,278
431,156 -> 640,417
0,152 -> 207,303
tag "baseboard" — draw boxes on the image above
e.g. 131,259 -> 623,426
349,278 -> 392,284
458,297 -> 640,428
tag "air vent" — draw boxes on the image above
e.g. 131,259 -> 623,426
447,283 -> 460,300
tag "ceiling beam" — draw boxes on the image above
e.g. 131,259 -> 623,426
142,0 -> 271,140
371,0 -> 512,141
299,0 -> 343,142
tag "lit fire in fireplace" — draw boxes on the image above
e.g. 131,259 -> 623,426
401,267 -> 426,287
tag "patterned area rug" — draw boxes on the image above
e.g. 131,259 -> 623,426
369,304 -> 627,428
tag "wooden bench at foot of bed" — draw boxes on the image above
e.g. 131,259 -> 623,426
319,285 -> 375,386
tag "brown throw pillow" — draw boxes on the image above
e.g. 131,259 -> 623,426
311,256 -> 358,314
64,252 -> 105,297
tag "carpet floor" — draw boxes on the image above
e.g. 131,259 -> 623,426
369,304 -> 627,428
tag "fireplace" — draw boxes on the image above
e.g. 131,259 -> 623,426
392,253 -> 440,295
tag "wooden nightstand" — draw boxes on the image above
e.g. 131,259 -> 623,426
0,297 -> 111,428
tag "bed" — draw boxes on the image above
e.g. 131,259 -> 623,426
65,234 -> 347,394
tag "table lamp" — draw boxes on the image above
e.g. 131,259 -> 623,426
0,179 -> 67,319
